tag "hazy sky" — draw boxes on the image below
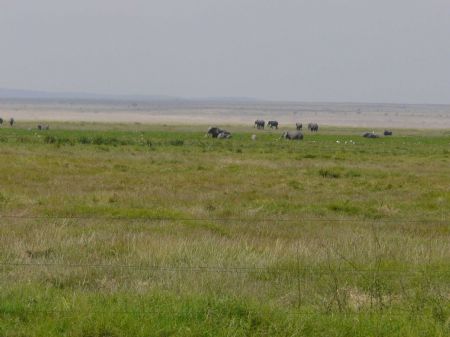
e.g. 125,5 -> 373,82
1,0 -> 449,103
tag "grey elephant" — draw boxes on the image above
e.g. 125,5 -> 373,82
363,132 -> 379,138
254,120 -> 265,129
296,123 -> 302,130
206,127 -> 231,138
308,123 -> 318,132
281,131 -> 304,140
37,124 -> 50,130
206,127 -> 222,138
217,131 -> 232,139
267,120 -> 278,129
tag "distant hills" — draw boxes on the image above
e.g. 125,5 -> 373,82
0,88 -> 186,102
2,88 -> 448,107
0,88 -> 261,103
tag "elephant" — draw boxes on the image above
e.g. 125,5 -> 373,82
206,127 -> 222,138
308,123 -> 319,132
267,121 -> 278,129
281,131 -> 304,140
296,123 -> 302,130
207,127 -> 231,138
254,120 -> 265,129
363,132 -> 379,138
37,124 -> 50,130
217,131 -> 232,139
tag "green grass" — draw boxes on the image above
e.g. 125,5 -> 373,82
0,123 -> 449,336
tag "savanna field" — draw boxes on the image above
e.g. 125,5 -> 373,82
0,122 -> 449,336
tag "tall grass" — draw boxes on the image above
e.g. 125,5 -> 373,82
0,124 -> 449,336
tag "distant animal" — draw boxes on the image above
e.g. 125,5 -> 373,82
254,120 -> 265,129
206,127 -> 222,138
363,132 -> 380,138
0,118 -> 3,126
267,121 -> 278,129
9,118 -> 14,127
217,131 -> 232,139
281,131 -> 304,140
296,123 -> 302,130
206,127 -> 231,138
384,130 -> 393,136
37,124 -> 49,130
308,123 -> 319,132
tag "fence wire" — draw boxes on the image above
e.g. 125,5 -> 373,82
0,214 -> 448,224
0,261 -> 449,275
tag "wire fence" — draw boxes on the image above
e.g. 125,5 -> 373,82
1,261 -> 449,275
1,214 -> 449,275
0,214 -> 448,224
1,212 -> 449,323
0,307 -> 426,318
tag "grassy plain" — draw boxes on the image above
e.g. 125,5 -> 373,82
0,122 -> 449,336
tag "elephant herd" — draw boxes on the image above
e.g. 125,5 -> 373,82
208,121 -> 394,142
254,120 -> 279,129
1,117 -> 393,142
208,120 -> 321,141
254,120 -> 319,132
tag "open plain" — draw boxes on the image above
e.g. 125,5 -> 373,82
0,101 -> 449,336
2,99 -> 450,128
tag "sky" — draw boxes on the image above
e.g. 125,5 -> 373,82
1,0 -> 449,103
